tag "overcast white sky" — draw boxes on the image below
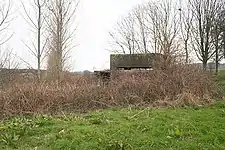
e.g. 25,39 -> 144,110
6,0 -> 149,71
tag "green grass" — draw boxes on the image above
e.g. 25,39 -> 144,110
1,102 -> 225,150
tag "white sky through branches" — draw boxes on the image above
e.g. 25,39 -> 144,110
7,0 -> 149,71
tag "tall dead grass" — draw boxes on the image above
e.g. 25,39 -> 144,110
0,64 -> 216,119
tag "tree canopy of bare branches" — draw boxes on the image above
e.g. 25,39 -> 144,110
46,0 -> 79,81
109,0 -> 182,68
109,13 -> 137,54
189,0 -> 224,70
109,0 -> 225,71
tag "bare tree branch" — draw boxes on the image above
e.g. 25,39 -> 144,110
0,0 -> 13,46
189,0 -> 224,70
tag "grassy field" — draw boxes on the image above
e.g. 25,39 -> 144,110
1,101 -> 225,150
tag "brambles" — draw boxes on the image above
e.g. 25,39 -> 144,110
0,64 -> 216,119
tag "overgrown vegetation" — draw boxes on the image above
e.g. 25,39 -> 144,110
0,101 -> 225,149
0,62 -> 224,150
0,64 -> 217,119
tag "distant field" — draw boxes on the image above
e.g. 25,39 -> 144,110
1,101 -> 225,150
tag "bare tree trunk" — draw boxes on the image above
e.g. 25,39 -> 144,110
184,40 -> 189,63
214,25 -> 219,75
21,0 -> 47,81
223,34 -> 225,58
37,0 -> 42,81
202,59 -> 208,71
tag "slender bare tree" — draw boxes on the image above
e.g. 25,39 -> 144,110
0,0 -> 13,46
0,0 -> 15,71
21,0 -> 47,80
178,0 -> 193,63
46,0 -> 79,81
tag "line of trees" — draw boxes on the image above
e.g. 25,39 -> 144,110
109,0 -> 225,72
1,0 -> 225,83
21,0 -> 79,81
0,0 -> 79,82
